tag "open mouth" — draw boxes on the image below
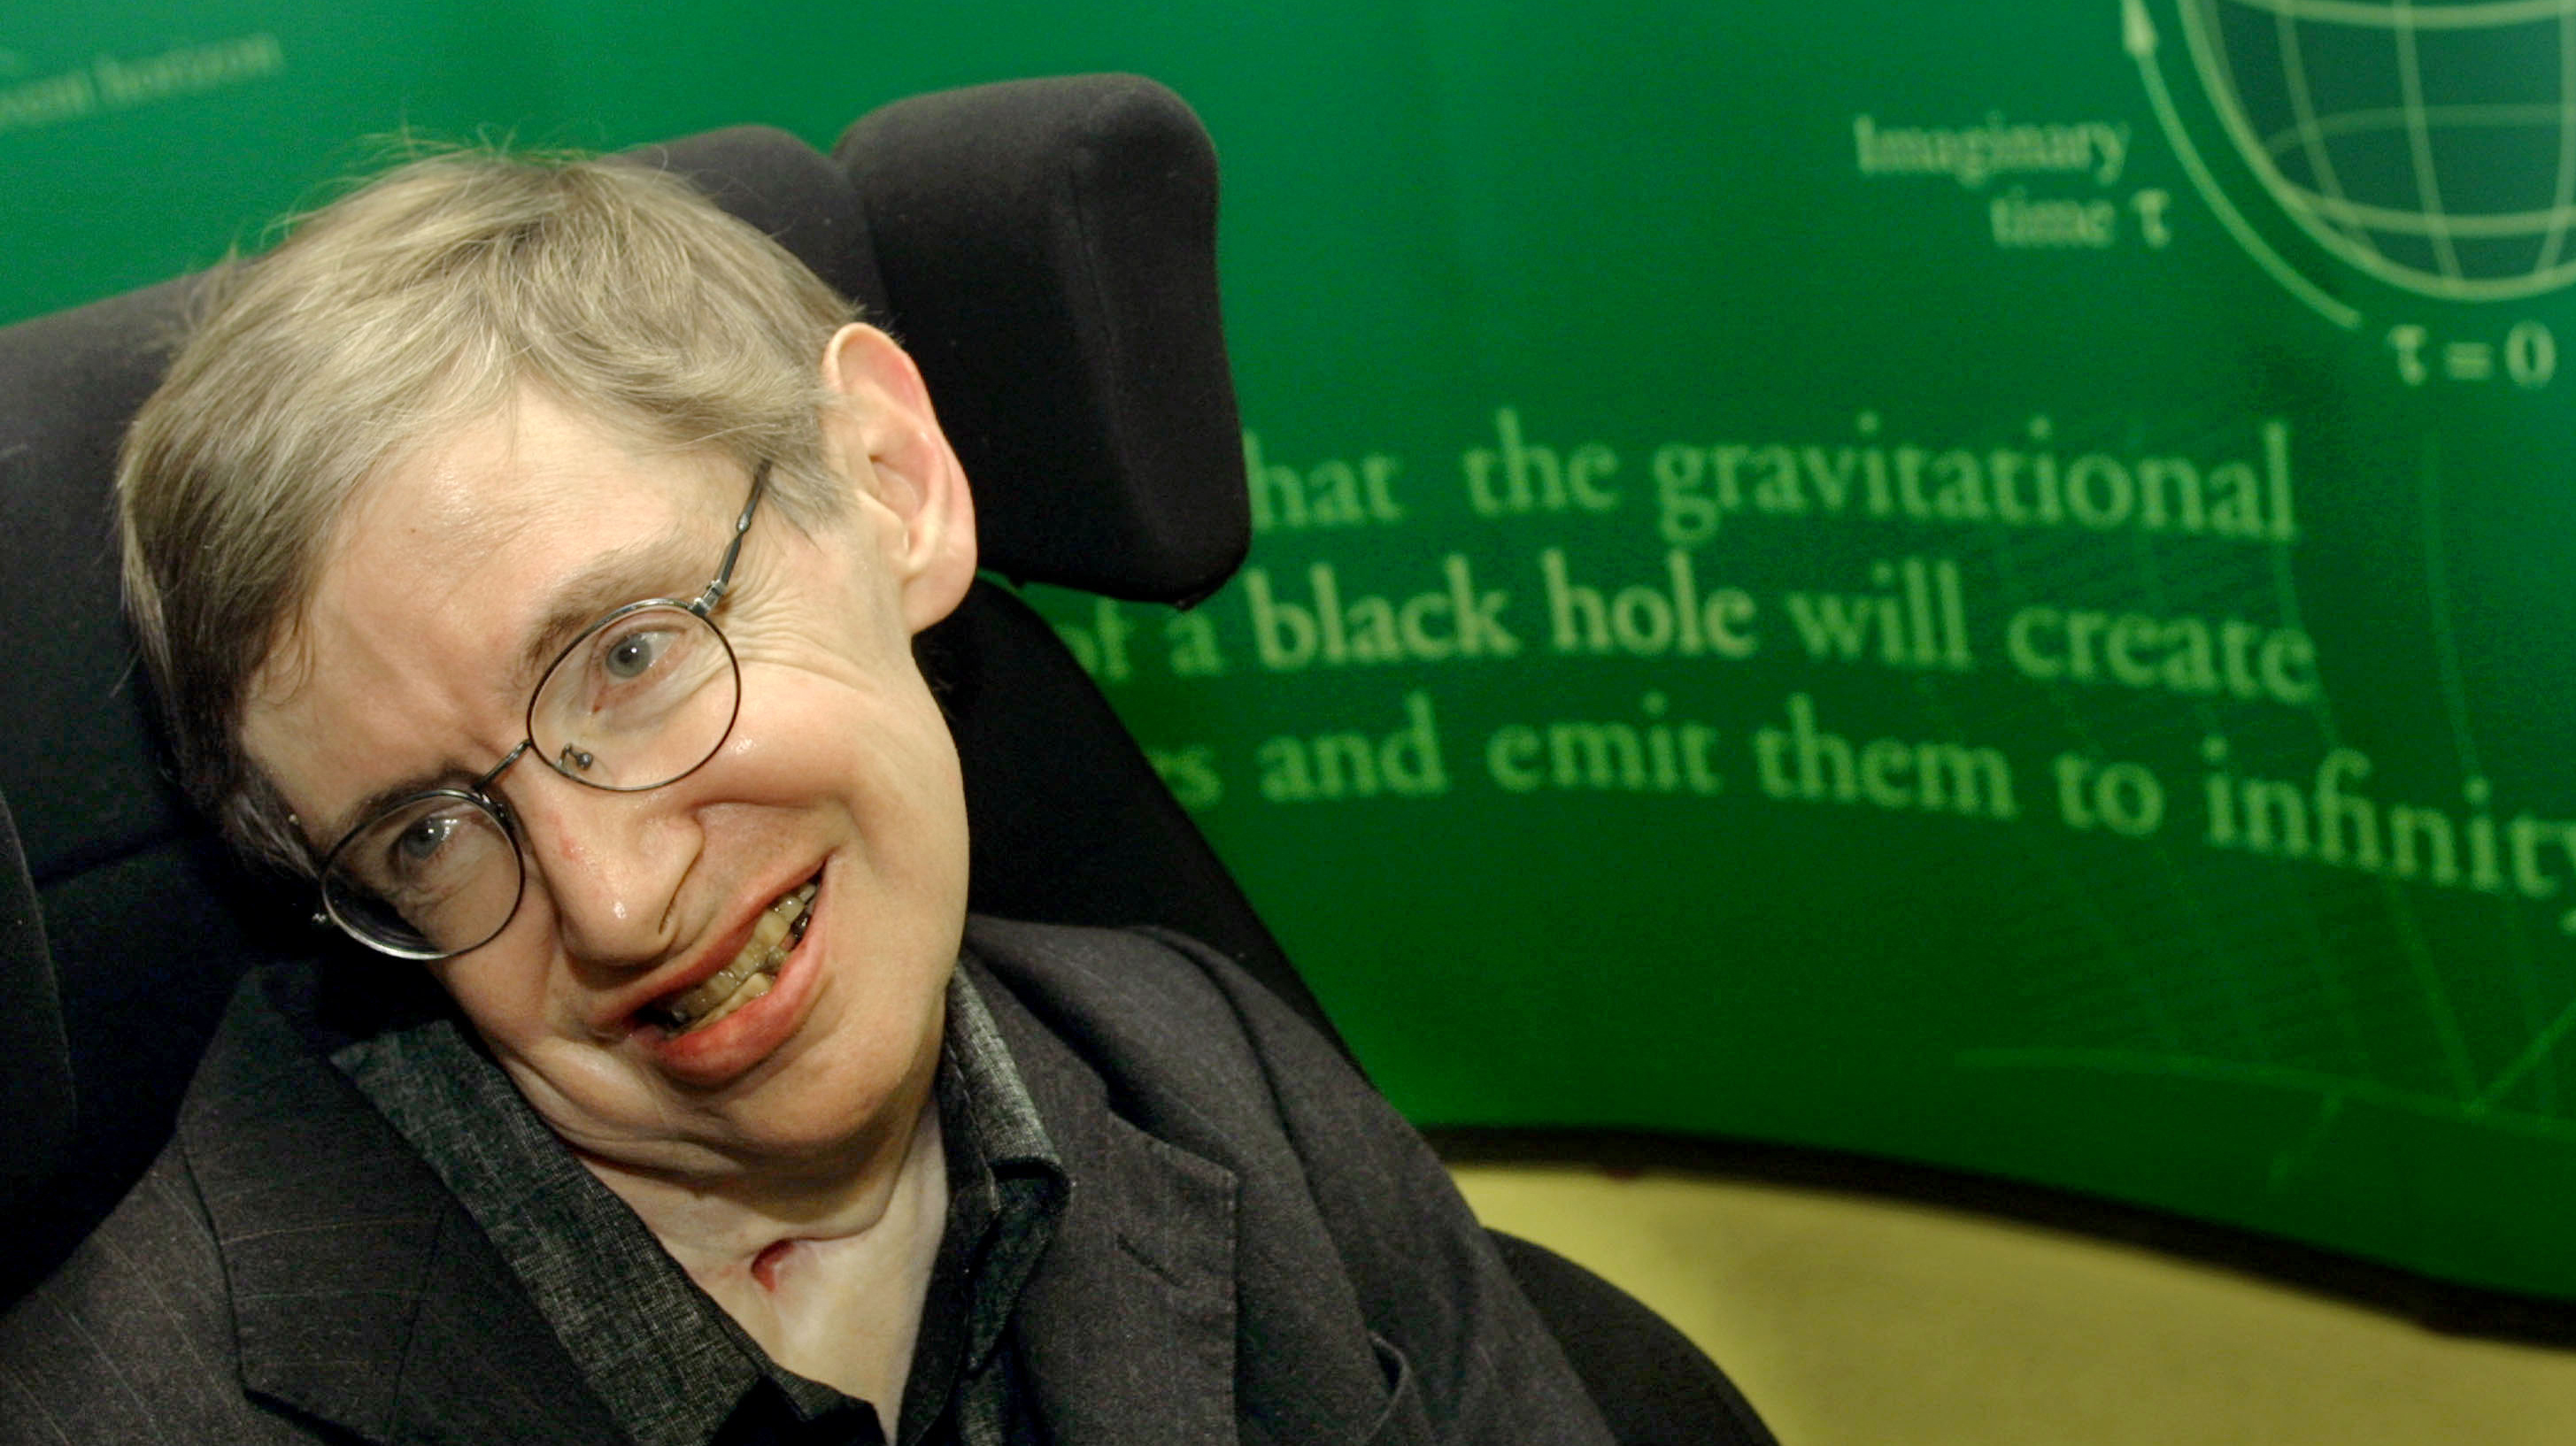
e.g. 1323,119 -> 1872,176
642,879 -> 819,1036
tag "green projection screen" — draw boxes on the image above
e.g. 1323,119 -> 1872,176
10,1 -> 2576,1299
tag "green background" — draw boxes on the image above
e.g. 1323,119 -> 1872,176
12,1 -> 2576,1298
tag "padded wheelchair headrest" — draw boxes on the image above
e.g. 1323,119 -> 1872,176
839,75 -> 1244,604
0,793 -> 71,1222
0,74 -> 1246,1292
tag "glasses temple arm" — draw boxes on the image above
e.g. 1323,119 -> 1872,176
694,460 -> 771,616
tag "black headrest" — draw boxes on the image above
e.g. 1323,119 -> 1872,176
1,281 -> 194,886
629,81 -> 1252,602
630,124 -> 888,316
838,75 -> 1246,604
0,793 -> 71,1220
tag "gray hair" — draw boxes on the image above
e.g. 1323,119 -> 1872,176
117,149 -> 860,875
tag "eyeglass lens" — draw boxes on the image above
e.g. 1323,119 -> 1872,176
322,791 -> 525,958
530,602 -> 740,791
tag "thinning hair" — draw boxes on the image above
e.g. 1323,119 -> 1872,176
118,149 -> 860,875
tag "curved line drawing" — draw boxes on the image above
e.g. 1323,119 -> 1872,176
1957,1046 -> 2576,1144
2217,0 -> 2576,29
2278,194 -> 2576,242
2126,0 -> 2366,326
2262,486 -> 2478,1103
2413,437 -> 2570,1116
2393,1 -> 2468,281
2265,102 -> 2568,158
2276,7 -> 2375,254
2539,8 -> 2576,271
2183,0 -> 2576,300
2271,189 -> 2576,242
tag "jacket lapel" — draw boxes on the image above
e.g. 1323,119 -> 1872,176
976,973 -> 1242,1445
187,969 -> 623,1445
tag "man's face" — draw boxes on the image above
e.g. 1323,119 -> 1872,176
243,370 -> 974,1182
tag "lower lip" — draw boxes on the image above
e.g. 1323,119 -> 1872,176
642,876 -> 827,1086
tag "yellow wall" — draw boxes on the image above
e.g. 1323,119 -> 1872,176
1454,1165 -> 2576,1445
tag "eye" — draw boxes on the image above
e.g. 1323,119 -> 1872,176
390,810 -> 462,874
363,805 -> 490,904
603,627 -> 671,681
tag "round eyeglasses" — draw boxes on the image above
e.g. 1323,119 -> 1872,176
313,464 -> 768,960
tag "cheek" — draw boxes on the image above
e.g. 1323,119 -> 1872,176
731,657 -> 965,822
428,944 -> 566,1050
746,668 -> 968,943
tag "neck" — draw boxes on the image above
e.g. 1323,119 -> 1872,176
581,1075 -> 952,1416
578,1069 -> 941,1266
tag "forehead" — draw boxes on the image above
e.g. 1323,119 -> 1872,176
348,392 -> 728,554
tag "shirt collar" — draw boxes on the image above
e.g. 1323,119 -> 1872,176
900,962 -> 1068,1439
334,963 -> 1065,1446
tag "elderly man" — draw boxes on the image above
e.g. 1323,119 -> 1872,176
0,153 -> 1616,1443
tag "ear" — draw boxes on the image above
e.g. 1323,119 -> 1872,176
816,323 -> 977,634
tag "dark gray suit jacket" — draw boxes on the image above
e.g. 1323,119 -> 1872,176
0,919 -> 1615,1444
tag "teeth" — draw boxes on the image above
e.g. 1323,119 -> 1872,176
690,971 -> 774,1031
648,881 -> 817,1035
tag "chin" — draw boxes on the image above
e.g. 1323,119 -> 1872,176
722,964 -> 948,1165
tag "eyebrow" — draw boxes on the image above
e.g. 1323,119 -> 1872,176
513,527 -> 716,685
316,767 -> 491,860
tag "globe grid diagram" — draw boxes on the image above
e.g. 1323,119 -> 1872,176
2183,0 -> 2576,302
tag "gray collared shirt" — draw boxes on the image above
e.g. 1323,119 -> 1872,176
334,962 -> 1066,1446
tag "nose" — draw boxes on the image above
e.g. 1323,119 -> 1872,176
503,771 -> 699,968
